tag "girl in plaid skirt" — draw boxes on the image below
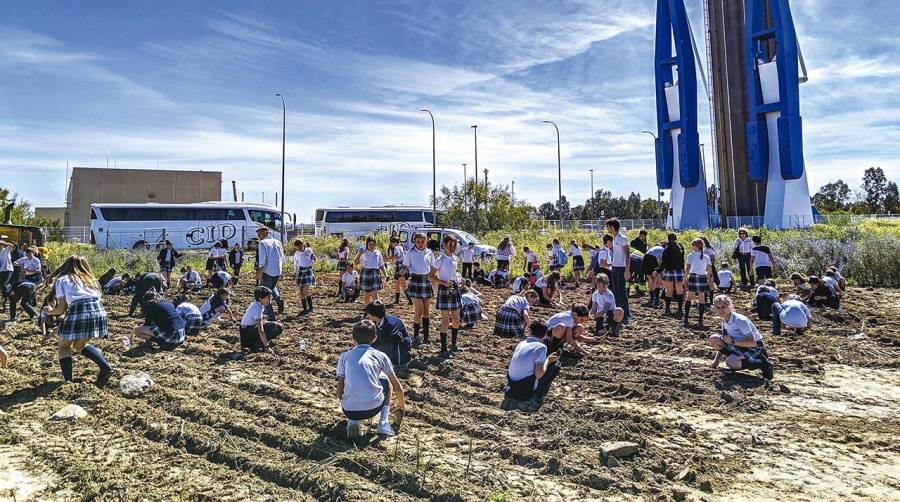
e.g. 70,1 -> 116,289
355,237 -> 386,306
402,232 -> 434,346
430,234 -> 462,358
493,291 -> 539,337
708,295 -> 774,380
40,256 -> 113,383
173,294 -> 204,335
388,236 -> 410,305
459,283 -> 483,328
660,233 -> 686,318
293,240 -> 317,316
684,238 -> 716,327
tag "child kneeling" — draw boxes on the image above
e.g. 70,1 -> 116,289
239,287 -> 283,353
336,320 -> 406,438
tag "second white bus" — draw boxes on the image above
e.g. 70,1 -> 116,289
314,206 -> 435,237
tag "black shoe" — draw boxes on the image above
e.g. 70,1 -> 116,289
450,344 -> 462,353
439,350 -> 452,359
761,360 -> 774,381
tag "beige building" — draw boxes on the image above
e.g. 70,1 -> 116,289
35,207 -> 67,224
65,167 -> 222,226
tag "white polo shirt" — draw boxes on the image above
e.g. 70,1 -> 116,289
547,311 -> 576,330
721,312 -> 762,344
507,336 -> 548,384
336,344 -> 395,412
461,293 -> 480,307
182,270 -> 201,284
611,233 -> 629,267
176,301 -> 201,318
293,248 -> 314,269
240,301 -> 266,328
502,295 -> 530,314
341,271 -> 359,288
779,299 -> 811,329
15,256 -> 41,274
256,237 -> 285,277
433,252 -> 459,281
54,275 -> 101,304
686,251 -> 711,276
718,269 -> 734,288
736,238 -> 753,254
569,245 -> 582,257
591,289 -> 617,314
403,247 -> 434,275
0,246 -> 12,272
359,250 -> 385,269
460,247 -> 476,263
751,246 -> 772,267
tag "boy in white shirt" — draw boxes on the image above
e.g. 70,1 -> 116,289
590,275 -> 624,336
178,266 -> 203,293
522,246 -> 537,275
336,320 -> 406,438
460,242 -> 476,279
339,264 -> 360,302
717,263 -> 734,293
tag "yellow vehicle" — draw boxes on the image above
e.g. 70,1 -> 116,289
1,203 -> 49,258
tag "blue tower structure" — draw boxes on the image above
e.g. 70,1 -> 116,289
654,0 -> 709,230
745,0 -> 812,228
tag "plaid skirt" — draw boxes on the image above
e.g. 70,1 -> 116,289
58,298 -> 109,341
662,269 -> 684,283
494,306 -> 525,337
687,273 -> 710,293
407,274 -> 433,299
461,302 -> 483,323
394,264 -> 409,280
296,266 -> 316,286
572,255 -> 585,271
724,341 -> 768,364
147,323 -> 186,346
183,313 -> 204,334
337,258 -> 347,271
360,268 -> 383,292
205,258 -> 218,271
436,283 -> 461,311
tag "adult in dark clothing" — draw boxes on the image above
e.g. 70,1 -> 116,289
8,280 -> 37,321
660,235 -> 686,317
630,230 -> 648,254
128,272 -> 165,316
228,243 -> 244,284
365,301 -> 411,366
751,284 -> 780,321
134,292 -> 186,348
156,241 -> 182,287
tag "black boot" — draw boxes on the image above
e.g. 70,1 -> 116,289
59,356 -> 73,382
698,304 -> 705,327
81,345 -> 113,384
683,302 -> 691,326
675,295 -> 684,319
450,327 -> 461,352
299,297 -> 309,316
394,293 -> 400,304
307,296 -> 313,314
422,318 -> 430,344
439,332 -> 450,358
412,323 -> 421,347
405,290 -> 413,305
664,296 -> 672,315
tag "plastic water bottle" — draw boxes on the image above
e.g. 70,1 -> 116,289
298,339 -> 307,351
122,336 -> 132,349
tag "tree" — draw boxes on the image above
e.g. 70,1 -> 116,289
0,187 -> 34,224
434,180 -> 534,232
812,179 -> 851,212
862,167 -> 888,212
885,181 -> 900,214
536,202 -> 557,221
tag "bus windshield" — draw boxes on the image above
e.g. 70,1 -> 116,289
249,210 -> 282,229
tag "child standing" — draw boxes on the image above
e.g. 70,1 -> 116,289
733,228 -> 754,286
228,243 -> 244,284
292,239 -> 317,315
493,290 -> 538,338
337,239 -> 351,272
239,286 -> 283,353
684,238 -> 715,327
388,236 -> 409,305
430,235 -> 462,358
750,236 -> 775,283
643,243 -> 665,306
460,242 -> 476,279
206,242 -> 225,281
523,246 -> 537,275
355,237 -> 386,306
661,234 -> 686,317
569,240 -> 584,285
402,232 -> 434,346
496,235 -> 516,273
606,218 -> 631,325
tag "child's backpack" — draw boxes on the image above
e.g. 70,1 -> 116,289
556,247 -> 568,267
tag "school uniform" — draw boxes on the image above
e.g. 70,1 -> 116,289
157,248 -> 181,273
685,251 -> 712,293
433,252 -> 461,311
734,237 -> 754,284
719,312 -> 770,372
460,247 -> 476,278
128,272 -> 165,316
257,236 -> 286,320
532,276 -> 555,305
808,284 -> 839,309
661,243 -> 685,282
200,295 -> 228,326
336,344 -> 395,421
293,248 -> 316,286
630,237 -> 648,254
403,247 -> 434,299
206,247 -> 225,271
496,243 -> 515,272
239,301 -> 282,351
180,270 -> 202,291
590,289 -> 617,331
176,301 -> 204,334
642,246 -> 664,277
596,247 -> 613,281
610,232 -> 631,322
53,276 -> 107,341
546,311 -> 577,353
772,299 -> 811,335
718,269 -> 734,291
494,295 -> 530,338
461,293 -> 483,324
505,336 -> 560,402
143,301 -> 186,347
511,276 -> 528,294
228,249 -> 244,280
751,244 -> 774,280
209,270 -> 232,289
488,268 -> 509,288
340,271 -> 360,300
358,250 -> 385,293
15,256 -> 42,284
570,245 -> 585,272
337,247 -> 350,272
628,253 -> 645,284
8,280 -> 37,321
473,267 -> 490,286
0,245 -> 13,298
389,245 -> 407,280
103,277 -> 125,295
752,286 -> 780,320
371,315 -> 411,366
548,245 -> 561,271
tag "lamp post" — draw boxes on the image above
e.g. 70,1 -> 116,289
471,125 -> 478,210
511,180 -> 515,202
421,109 -> 436,224
543,120 -> 563,228
275,93 -> 286,242
642,130 -> 663,226
462,162 -> 467,212
589,168 -> 594,222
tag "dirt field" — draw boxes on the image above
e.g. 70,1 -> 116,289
1,273 -> 899,501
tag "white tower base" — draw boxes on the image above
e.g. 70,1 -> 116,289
664,85 -> 710,230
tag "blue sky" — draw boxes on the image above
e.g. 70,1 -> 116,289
1,0 -> 898,223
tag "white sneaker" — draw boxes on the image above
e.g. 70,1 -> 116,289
346,421 -> 363,439
376,422 -> 395,437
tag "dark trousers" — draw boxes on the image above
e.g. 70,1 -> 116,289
0,271 -> 12,298
461,262 -> 473,279
755,266 -> 773,281
737,254 -> 753,284
505,362 -> 561,401
239,322 -> 283,351
611,266 -> 630,321
232,265 -> 242,283
771,302 -> 784,335
10,294 -> 37,320
260,273 -> 283,321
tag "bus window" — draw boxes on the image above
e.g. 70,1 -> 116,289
125,208 -> 160,221
424,211 -> 435,224
315,209 -> 325,222
160,208 -> 193,220
226,209 -> 246,220
195,208 -> 225,220
249,210 -> 281,229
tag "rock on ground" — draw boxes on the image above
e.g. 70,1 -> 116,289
600,441 -> 640,459
120,372 -> 155,397
51,404 -> 87,421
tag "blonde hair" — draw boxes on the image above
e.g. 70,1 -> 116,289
42,255 -> 101,294
712,294 -> 733,307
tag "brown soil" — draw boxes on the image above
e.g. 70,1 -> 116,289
1,275 -> 899,501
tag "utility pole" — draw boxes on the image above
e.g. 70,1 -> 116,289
543,120 -> 563,228
275,93 -> 286,242
421,109 -> 437,223
512,180 -> 515,202
589,169 -> 594,221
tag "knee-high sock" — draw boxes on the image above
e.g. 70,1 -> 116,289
684,301 -> 691,320
440,332 -> 448,353
59,356 -> 73,381
81,345 -> 112,373
379,404 -> 390,424
451,327 -> 459,346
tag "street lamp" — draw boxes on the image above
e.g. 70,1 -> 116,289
589,168 -> 594,221
543,120 -> 563,228
275,93 -> 286,242
471,125 -> 478,211
642,130 -> 663,227
462,163 -> 467,211
421,109 -> 436,224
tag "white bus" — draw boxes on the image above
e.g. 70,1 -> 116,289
90,202 -> 283,250
314,206 -> 435,237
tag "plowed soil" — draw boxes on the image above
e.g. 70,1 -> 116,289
2,274 -> 899,501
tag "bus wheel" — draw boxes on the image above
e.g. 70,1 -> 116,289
132,240 -> 150,251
